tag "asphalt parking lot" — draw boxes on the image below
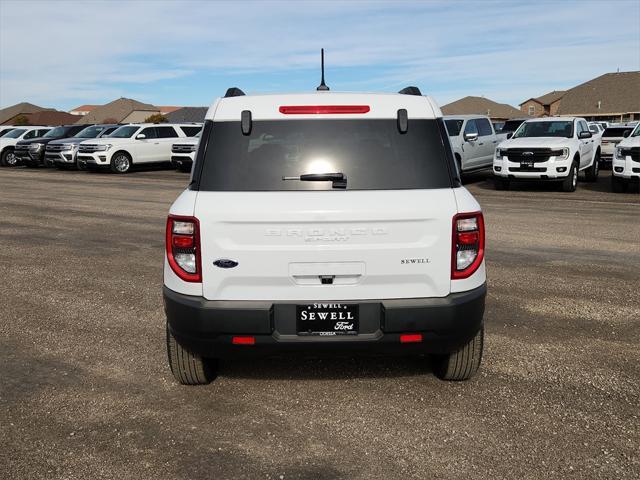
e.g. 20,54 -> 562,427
1,167 -> 638,480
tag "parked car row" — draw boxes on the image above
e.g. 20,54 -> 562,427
1,113 -> 637,193
0,122 -> 202,173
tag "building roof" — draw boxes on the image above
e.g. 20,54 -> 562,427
75,97 -> 159,124
24,111 -> 79,126
557,71 -> 640,116
520,90 -> 566,106
158,106 -> 182,114
165,107 -> 208,123
440,96 -> 522,119
0,102 -> 53,124
70,104 -> 99,113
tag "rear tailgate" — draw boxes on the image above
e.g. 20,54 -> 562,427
195,189 -> 455,301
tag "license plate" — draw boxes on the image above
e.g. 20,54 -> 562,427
520,160 -> 534,168
297,303 -> 359,336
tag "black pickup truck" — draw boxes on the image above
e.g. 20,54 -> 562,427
15,124 -> 88,167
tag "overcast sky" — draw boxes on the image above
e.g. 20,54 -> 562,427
1,0 -> 639,111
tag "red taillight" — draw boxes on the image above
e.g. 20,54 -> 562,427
232,336 -> 255,345
172,235 -> 194,248
166,215 -> 201,282
279,105 -> 370,115
400,333 -> 423,344
452,212 -> 485,280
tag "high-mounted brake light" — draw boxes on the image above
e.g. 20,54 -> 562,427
166,215 -> 201,282
452,212 -> 485,280
279,105 -> 370,115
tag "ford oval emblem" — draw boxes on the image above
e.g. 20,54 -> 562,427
213,259 -> 239,269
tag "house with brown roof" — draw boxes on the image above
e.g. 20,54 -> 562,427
519,90 -> 565,118
75,97 -> 160,125
69,104 -> 99,116
556,71 -> 640,122
440,96 -> 522,122
22,111 -> 79,126
0,102 -> 53,125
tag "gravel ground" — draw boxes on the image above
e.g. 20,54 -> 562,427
0,166 -> 638,480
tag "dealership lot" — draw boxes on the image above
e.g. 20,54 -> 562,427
1,168 -> 638,479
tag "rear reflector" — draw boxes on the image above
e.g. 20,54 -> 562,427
232,336 -> 255,345
400,333 -> 423,344
279,105 -> 370,115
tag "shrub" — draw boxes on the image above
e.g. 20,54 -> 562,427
144,113 -> 168,124
13,115 -> 30,126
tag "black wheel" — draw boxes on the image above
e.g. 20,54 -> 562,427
166,323 -> 217,385
178,163 -> 192,173
584,150 -> 599,182
76,158 -> 87,171
432,327 -> 484,381
1,148 -> 16,167
611,174 -> 627,193
494,177 -> 509,190
561,161 -> 578,192
110,152 -> 132,174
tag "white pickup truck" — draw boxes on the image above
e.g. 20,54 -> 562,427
444,115 -> 504,174
493,117 -> 601,192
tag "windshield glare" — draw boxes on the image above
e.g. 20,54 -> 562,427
4,128 -> 26,138
513,121 -> 573,138
632,125 -> 640,137
109,126 -> 139,138
76,125 -> 108,138
43,127 -> 67,138
444,119 -> 464,136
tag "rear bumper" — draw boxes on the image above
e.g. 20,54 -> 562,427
164,284 -> 486,358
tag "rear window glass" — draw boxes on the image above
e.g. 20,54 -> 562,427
197,119 -> 452,191
180,126 -> 202,137
603,127 -> 633,138
501,119 -> 525,132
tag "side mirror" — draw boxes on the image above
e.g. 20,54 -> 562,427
463,132 -> 479,142
506,132 -> 513,139
578,131 -> 592,139
623,131 -> 631,138
136,134 -> 146,140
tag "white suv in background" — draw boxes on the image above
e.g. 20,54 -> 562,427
163,87 -> 487,385
0,126 -> 52,167
611,123 -> 640,193
493,117 -> 600,192
77,123 -> 201,173
171,134 -> 200,172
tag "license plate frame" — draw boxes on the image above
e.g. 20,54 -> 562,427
296,303 -> 359,336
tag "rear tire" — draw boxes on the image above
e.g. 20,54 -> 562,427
178,163 -> 192,173
432,327 -> 484,381
494,177 -> 509,190
166,324 -> 217,385
561,161 -> 578,192
584,150 -> 599,182
611,174 -> 627,193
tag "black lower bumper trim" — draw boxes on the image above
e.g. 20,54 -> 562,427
164,284 -> 486,358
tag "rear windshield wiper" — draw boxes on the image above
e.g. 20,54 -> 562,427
282,172 -> 347,189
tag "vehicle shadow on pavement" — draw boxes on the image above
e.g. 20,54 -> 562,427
217,355 -> 436,381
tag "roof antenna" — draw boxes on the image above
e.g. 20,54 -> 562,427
317,49 -> 329,91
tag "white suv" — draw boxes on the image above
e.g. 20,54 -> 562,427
171,134 -> 200,172
163,87 -> 487,385
493,117 -> 600,192
0,126 -> 52,167
612,123 -> 640,192
77,123 -> 200,173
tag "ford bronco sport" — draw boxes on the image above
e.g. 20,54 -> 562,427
164,87 -> 487,385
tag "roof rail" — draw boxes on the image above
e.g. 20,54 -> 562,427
398,86 -> 422,96
224,87 -> 246,98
